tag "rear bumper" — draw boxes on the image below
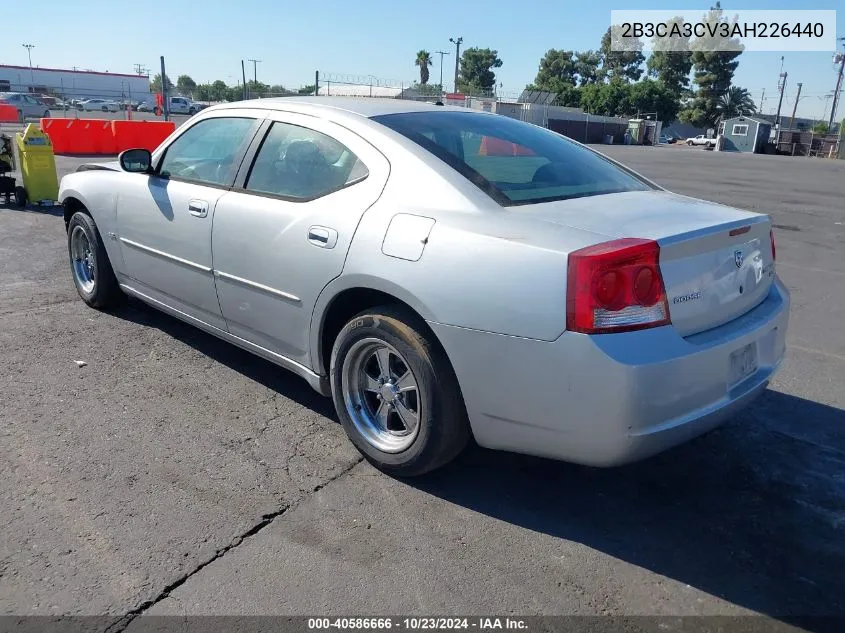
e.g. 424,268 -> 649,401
429,278 -> 790,467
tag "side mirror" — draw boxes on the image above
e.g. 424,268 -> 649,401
119,148 -> 152,173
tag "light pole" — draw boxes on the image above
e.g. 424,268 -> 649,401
449,37 -> 463,93
22,44 -> 35,83
434,50 -> 449,97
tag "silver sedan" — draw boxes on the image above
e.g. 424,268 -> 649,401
58,97 -> 789,476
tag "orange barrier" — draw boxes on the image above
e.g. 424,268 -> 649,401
112,120 -> 176,152
40,118 -> 77,153
41,118 -> 177,155
41,118 -> 117,155
0,104 -> 19,122
478,136 -> 537,157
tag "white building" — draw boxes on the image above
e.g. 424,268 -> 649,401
0,64 -> 152,103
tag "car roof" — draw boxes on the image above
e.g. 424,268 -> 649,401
206,96 -> 476,119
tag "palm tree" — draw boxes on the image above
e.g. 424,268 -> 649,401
415,50 -> 432,85
718,86 -> 757,121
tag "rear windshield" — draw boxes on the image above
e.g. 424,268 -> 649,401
372,111 -> 654,206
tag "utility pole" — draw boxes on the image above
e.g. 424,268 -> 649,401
241,60 -> 248,100
22,44 -> 35,83
759,88 -> 766,113
160,56 -> 169,121
788,83 -> 802,131
133,63 -> 148,76
449,37 -> 463,93
828,38 -> 845,131
434,50 -> 450,97
248,59 -> 261,86
775,63 -> 788,137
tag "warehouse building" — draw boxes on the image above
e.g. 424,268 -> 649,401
0,64 -> 152,103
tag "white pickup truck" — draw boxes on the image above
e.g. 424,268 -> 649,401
686,134 -> 715,147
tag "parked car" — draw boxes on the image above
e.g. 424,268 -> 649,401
687,134 -> 715,147
0,92 -> 51,120
659,134 -> 677,144
57,97 -> 789,476
77,99 -> 120,112
168,96 -> 201,115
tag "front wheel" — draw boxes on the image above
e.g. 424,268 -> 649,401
67,211 -> 123,309
330,306 -> 470,477
687,140 -> 693,146
43,110 -> 50,118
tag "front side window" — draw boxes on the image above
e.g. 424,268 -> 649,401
372,111 -> 652,206
158,117 -> 256,186
244,121 -> 369,200
732,124 -> 749,136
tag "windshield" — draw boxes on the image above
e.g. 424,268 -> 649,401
372,111 -> 654,206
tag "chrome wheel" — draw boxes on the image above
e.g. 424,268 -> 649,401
70,225 -> 96,294
341,338 -> 422,453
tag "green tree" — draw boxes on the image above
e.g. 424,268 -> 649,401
194,83 -> 212,101
580,79 -> 633,116
176,74 -> 197,97
458,47 -> 503,93
410,82 -> 444,96
210,80 -> 229,101
679,2 -> 744,128
298,84 -> 317,95
646,17 -> 693,97
716,86 -> 756,121
600,26 -> 645,82
150,73 -> 173,93
574,50 -> 603,85
534,49 -> 578,89
415,50 -> 433,85
812,121 -> 829,135
630,78 -> 681,123
245,80 -> 270,98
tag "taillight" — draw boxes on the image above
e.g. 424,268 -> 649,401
566,238 -> 671,334
770,228 -> 776,261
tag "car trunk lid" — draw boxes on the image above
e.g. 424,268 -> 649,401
513,190 -> 776,337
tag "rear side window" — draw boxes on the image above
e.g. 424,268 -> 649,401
244,121 -> 369,201
372,111 -> 653,206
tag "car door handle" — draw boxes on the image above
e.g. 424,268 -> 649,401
308,226 -> 338,249
188,199 -> 208,218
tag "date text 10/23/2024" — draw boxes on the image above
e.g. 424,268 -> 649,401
308,618 -> 528,630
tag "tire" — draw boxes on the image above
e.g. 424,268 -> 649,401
687,140 -> 693,146
67,211 -> 123,309
14,186 -> 26,208
189,107 -> 196,115
43,110 -> 50,118
17,109 -> 24,123
330,306 -> 470,477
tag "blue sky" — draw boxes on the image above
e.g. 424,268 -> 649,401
12,0 -> 845,119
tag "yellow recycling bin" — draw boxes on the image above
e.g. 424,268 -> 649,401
15,123 -> 59,206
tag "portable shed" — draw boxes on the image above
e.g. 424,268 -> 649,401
719,116 -> 771,153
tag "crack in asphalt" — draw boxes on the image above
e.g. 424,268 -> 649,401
102,456 -> 364,633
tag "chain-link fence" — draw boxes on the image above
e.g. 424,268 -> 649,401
316,72 -> 525,104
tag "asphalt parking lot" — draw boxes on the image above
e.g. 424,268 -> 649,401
1,144 -> 843,631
